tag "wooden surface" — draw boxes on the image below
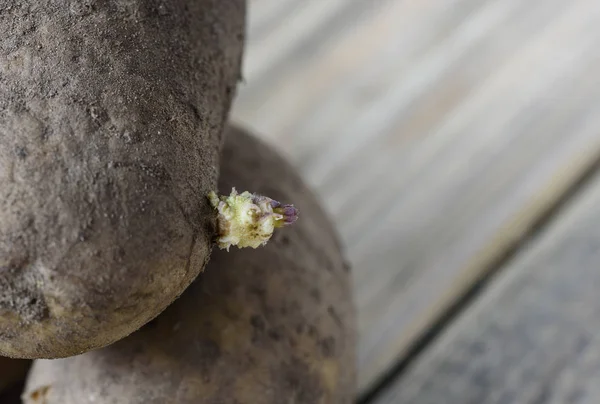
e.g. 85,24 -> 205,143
374,169 -> 600,404
232,0 -> 600,397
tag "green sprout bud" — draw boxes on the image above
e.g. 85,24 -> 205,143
208,188 -> 298,251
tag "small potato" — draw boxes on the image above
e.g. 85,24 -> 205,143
24,125 -> 357,404
0,0 -> 245,358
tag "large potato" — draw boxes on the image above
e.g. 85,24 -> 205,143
24,125 -> 357,403
0,0 -> 245,358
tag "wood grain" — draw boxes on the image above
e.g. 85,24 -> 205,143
373,158 -> 600,404
236,0 -> 600,394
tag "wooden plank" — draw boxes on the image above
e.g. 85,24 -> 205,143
372,153 -> 600,404
234,0 -> 600,394
241,0 -> 378,87
348,3 -> 600,391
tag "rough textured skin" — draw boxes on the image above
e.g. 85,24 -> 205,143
0,0 -> 245,358
24,126 -> 358,404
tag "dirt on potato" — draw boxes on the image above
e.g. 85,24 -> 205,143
24,125 -> 357,404
0,0 -> 245,358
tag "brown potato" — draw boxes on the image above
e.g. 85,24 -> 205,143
0,0 -> 245,358
24,125 -> 357,403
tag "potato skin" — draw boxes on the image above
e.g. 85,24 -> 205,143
0,1 -> 245,358
24,126 -> 357,404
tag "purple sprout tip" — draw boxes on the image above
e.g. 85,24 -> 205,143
209,189 -> 298,250
281,205 -> 299,225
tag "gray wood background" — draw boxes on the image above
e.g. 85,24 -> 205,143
232,0 -> 600,400
375,168 -> 600,404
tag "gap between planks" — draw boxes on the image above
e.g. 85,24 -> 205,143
370,127 -> 600,404
358,114 -> 600,404
236,0 -> 600,397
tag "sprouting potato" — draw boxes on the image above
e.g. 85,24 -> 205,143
24,125 -> 357,404
0,0 -> 245,358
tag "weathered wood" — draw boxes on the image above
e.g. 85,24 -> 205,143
373,166 -> 600,404
237,0 -> 600,394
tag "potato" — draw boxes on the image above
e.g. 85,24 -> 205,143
0,0 -> 245,358
24,125 -> 357,404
